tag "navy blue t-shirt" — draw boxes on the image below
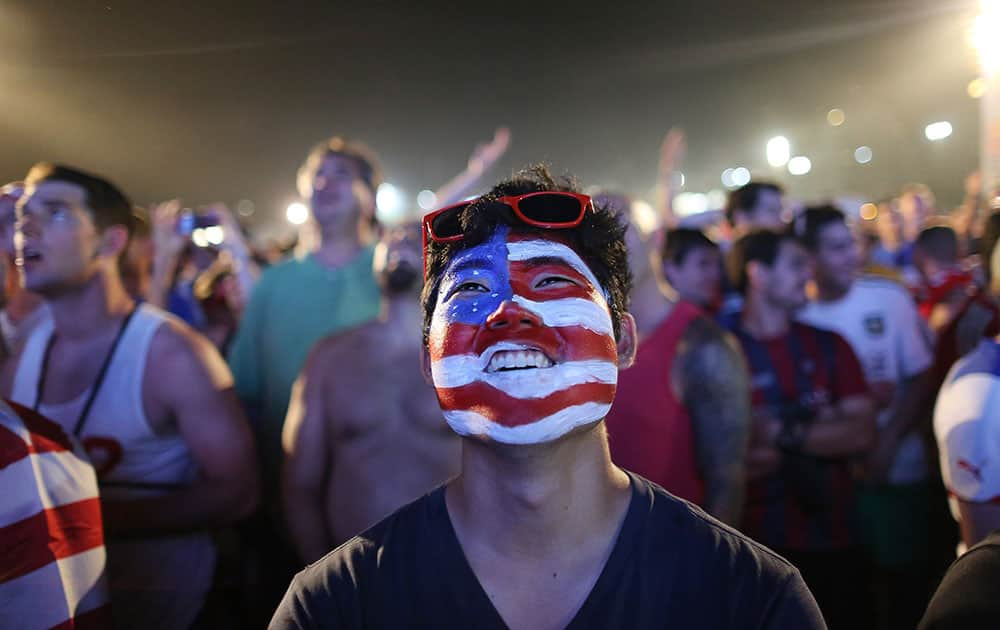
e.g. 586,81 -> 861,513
270,472 -> 824,629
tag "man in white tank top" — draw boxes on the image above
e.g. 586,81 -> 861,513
1,163 -> 259,630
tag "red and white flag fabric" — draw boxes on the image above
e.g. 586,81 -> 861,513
0,399 -> 110,630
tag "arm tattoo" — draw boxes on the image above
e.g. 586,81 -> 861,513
674,317 -> 751,525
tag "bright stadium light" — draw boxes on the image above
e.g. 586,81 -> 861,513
788,156 -> 812,176
766,136 -> 791,167
674,192 -> 709,217
924,121 -> 954,141
376,182 -> 406,223
286,202 -> 309,225
973,1 -> 1000,76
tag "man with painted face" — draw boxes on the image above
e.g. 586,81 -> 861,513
282,221 -> 460,562
271,166 -> 823,630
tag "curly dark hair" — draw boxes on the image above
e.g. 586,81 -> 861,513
421,165 -> 632,345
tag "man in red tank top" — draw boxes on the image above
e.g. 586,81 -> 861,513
605,225 -> 751,526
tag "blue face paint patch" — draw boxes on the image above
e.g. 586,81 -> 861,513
436,226 -> 512,327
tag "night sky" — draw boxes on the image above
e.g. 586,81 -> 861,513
0,0 -> 983,237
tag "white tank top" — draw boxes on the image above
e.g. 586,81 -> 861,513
10,303 -> 214,630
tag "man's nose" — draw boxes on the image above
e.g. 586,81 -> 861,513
486,300 -> 544,331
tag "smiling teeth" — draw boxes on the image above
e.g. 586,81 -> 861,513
486,350 -> 553,372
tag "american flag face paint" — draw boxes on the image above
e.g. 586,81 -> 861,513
428,226 -> 619,445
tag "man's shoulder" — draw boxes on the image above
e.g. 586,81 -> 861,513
258,255 -> 314,282
637,476 -> 799,578
944,339 -> 1000,387
288,488 -> 442,595
854,276 -> 916,307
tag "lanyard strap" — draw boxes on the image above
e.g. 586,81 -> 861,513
33,306 -> 138,437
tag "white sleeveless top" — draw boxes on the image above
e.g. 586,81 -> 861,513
10,303 -> 215,630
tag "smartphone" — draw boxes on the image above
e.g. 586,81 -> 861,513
177,210 -> 220,236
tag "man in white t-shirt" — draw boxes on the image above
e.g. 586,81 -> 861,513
934,336 -> 1000,552
934,236 -> 1000,553
796,205 -> 935,629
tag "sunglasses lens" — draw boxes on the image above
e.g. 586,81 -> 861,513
516,194 -> 585,224
429,204 -> 467,240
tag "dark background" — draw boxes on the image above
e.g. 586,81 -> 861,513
0,1 -> 984,236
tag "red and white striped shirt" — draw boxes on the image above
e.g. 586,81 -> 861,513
0,399 -> 110,630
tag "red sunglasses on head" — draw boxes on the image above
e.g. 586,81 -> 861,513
421,191 -> 594,275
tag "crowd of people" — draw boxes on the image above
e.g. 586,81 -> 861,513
1,127 -> 999,629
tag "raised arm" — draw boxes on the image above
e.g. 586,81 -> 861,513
674,317 -> 751,525
147,200 -> 187,309
433,127 -> 511,207
282,344 -> 336,563
656,127 -> 686,229
101,323 -> 259,538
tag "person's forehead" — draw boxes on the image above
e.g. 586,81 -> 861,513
445,228 -> 589,270
25,180 -> 87,206
820,221 -> 852,243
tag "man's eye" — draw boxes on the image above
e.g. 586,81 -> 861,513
536,276 -> 577,288
455,281 -> 489,293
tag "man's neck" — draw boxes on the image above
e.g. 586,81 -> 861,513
380,292 -> 423,340
313,229 -> 364,269
47,271 -> 135,340
741,293 -> 791,339
816,279 -> 851,303
446,425 -> 631,559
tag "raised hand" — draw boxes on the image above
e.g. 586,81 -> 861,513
467,127 -> 511,176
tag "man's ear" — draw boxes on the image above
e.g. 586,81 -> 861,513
420,346 -> 434,385
746,260 -> 765,291
99,225 -> 130,259
616,312 -> 638,370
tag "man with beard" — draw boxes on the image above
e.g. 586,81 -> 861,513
271,167 -> 822,629
282,222 -> 460,562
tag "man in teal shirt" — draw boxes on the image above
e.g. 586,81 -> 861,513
228,137 -> 382,496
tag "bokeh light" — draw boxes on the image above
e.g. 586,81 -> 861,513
924,121 -> 953,141
854,146 -> 873,164
286,202 -> 309,225
788,156 -> 812,175
860,202 -> 878,221
416,189 -> 438,211
826,109 -> 846,127
766,136 -> 791,167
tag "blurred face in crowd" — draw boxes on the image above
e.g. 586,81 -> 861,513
663,245 -> 721,308
16,180 -> 103,295
744,189 -> 784,231
812,221 -> 860,295
373,222 -> 421,296
752,239 -> 811,312
309,153 -> 374,235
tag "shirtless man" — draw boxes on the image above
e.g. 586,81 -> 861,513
282,222 -> 460,561
272,166 -> 822,629
2,163 -> 258,630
